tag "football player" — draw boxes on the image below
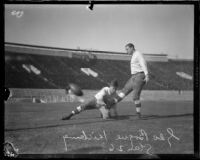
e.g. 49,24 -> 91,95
61,79 -> 119,120
103,43 -> 149,118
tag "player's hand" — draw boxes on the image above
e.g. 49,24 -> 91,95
103,95 -> 117,107
144,74 -> 149,83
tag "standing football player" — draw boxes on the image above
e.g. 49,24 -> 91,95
106,43 -> 149,118
61,79 -> 119,120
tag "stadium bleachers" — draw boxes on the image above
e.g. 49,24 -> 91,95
5,51 -> 193,90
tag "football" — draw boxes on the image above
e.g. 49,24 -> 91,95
103,94 -> 116,108
68,83 -> 83,96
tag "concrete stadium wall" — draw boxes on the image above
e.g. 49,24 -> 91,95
8,89 -> 193,103
5,43 -> 168,62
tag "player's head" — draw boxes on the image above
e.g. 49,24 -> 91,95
125,43 -> 135,55
109,79 -> 118,93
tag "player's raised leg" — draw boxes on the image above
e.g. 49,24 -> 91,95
104,76 -> 133,105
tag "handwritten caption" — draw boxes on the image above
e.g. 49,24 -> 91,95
63,128 -> 180,154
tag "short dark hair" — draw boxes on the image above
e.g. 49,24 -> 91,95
110,79 -> 118,88
125,43 -> 135,49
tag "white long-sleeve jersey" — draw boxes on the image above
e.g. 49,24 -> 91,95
130,50 -> 148,76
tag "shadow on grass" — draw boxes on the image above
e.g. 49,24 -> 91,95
109,113 -> 193,120
139,113 -> 193,120
5,113 -> 193,132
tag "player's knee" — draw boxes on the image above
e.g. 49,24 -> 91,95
102,112 -> 110,119
134,99 -> 141,105
99,107 -> 110,119
118,92 -> 125,98
77,106 -> 83,111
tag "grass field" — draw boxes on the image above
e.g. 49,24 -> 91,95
5,100 -> 193,157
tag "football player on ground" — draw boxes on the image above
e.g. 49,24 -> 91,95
104,43 -> 149,118
61,79 -> 119,120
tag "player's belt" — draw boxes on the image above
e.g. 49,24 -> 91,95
132,71 -> 144,76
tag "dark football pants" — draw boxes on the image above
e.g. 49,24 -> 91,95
121,72 -> 146,101
80,97 -> 109,119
